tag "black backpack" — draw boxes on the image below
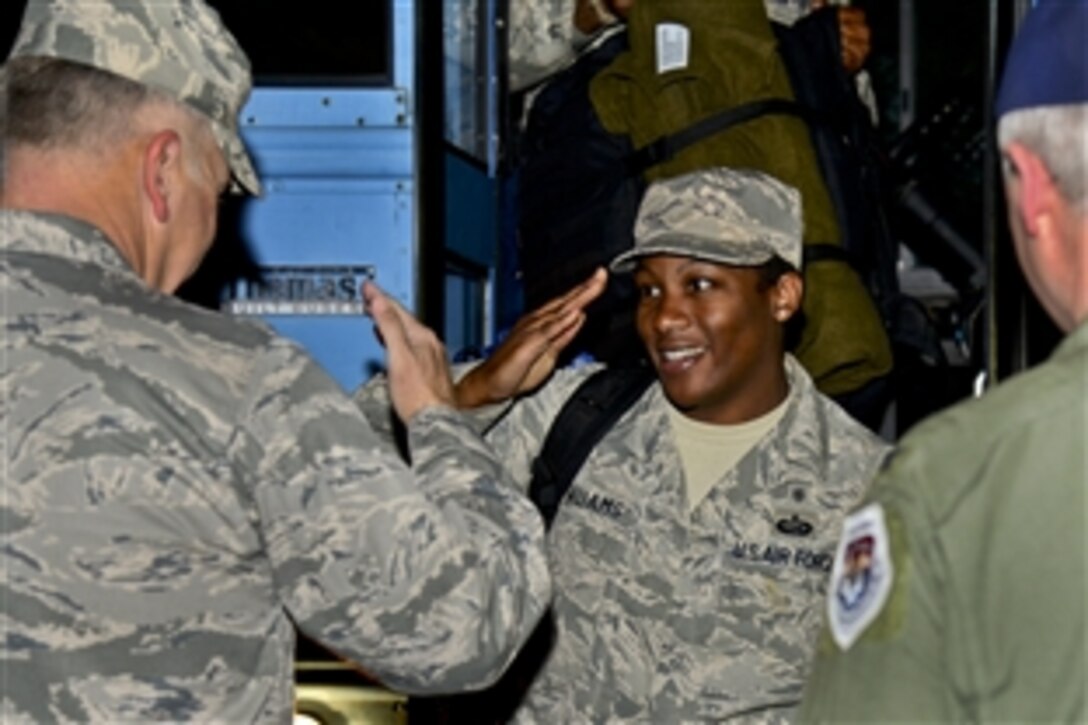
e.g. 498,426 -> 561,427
774,9 -> 903,330
514,9 -> 903,365
515,29 -> 643,366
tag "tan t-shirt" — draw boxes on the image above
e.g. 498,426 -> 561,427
667,396 -> 789,512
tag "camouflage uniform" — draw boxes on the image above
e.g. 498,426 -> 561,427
2,1 -> 549,720
357,355 -> 887,722
358,168 -> 890,721
764,0 -> 827,27
1,152 -> 550,722
508,0 -> 590,91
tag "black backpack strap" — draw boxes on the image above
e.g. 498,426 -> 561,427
528,365 -> 655,528
625,98 -> 812,176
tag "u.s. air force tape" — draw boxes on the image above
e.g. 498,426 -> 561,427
827,502 -> 894,651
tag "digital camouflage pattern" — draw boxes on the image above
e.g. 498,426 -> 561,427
8,0 -> 260,194
357,356 -> 889,722
506,0 -> 585,92
764,0 -> 820,26
611,168 -> 804,272
1,210 -> 552,722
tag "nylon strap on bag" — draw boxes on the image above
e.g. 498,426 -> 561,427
528,365 -> 655,528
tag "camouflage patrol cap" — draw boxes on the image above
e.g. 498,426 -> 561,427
8,0 -> 261,195
610,168 -> 803,272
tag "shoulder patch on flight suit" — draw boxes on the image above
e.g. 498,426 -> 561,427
827,503 -> 894,650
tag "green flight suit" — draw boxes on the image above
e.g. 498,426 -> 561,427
799,321 -> 1088,723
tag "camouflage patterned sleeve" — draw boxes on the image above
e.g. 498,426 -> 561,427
508,0 -> 581,91
355,362 -> 601,494
239,339 -> 552,693
351,371 -> 401,449
352,362 -> 512,444
472,364 -> 604,491
763,0 -> 817,26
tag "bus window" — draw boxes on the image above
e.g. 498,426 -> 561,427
208,2 -> 392,86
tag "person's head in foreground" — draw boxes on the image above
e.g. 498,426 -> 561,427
611,167 -> 805,425
2,0 -> 260,293
995,0 -> 1088,333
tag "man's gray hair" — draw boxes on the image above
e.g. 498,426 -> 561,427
5,56 -> 151,149
998,103 -> 1088,215
3,57 -> 214,164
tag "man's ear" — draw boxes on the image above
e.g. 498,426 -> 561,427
142,129 -> 183,224
1004,141 -> 1058,239
771,270 -> 804,322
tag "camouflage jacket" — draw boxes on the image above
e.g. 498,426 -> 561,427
358,355 -> 889,722
0,211 -> 551,723
508,0 -> 607,91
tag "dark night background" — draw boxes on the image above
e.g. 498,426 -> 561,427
2,2 -> 393,83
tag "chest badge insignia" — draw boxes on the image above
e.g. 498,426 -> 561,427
775,514 -> 814,537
